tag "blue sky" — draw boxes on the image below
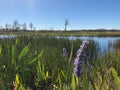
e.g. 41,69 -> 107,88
0,0 -> 120,30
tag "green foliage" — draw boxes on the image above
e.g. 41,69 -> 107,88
28,50 -> 44,65
0,44 -> 2,56
18,46 -> 29,61
0,36 -> 119,90
36,57 -> 46,83
111,67 -> 120,90
82,71 -> 88,90
71,73 -> 75,90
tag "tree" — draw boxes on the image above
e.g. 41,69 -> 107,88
29,22 -> 33,30
0,26 -> 2,30
22,23 -> 27,30
18,24 -> 21,30
5,23 -> 9,30
13,20 -> 19,30
64,19 -> 69,31
8,24 -> 11,30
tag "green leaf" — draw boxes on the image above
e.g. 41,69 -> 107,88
28,57 -> 37,65
19,46 -> 29,61
28,50 -> 44,64
16,73 -> 20,85
37,50 -> 44,58
12,45 -> 16,65
71,73 -> 75,90
0,44 -> 2,55
36,58 -> 46,81
82,72 -> 89,90
111,67 -> 120,90
15,39 -> 19,46
46,71 -> 49,78
61,70 -> 66,79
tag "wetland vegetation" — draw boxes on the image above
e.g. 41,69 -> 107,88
0,34 -> 119,90
0,30 -> 120,37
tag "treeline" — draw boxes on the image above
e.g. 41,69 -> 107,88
0,20 -> 36,31
0,20 -> 120,32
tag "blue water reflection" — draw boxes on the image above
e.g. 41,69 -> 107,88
56,36 -> 120,54
0,35 -> 16,39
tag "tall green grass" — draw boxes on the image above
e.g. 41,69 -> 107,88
0,36 -> 119,90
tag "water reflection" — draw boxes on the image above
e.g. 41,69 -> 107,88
0,35 -> 16,39
56,36 -> 120,54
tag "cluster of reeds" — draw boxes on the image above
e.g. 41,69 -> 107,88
0,37 -> 73,89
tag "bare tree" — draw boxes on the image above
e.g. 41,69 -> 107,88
64,19 -> 69,31
22,23 -> 27,30
29,22 -> 33,30
8,24 -> 11,30
5,23 -> 9,30
13,20 -> 19,30
18,24 -> 21,30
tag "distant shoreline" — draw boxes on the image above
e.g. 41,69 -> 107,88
0,30 -> 120,37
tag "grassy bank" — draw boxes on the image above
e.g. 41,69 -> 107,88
0,30 -> 120,36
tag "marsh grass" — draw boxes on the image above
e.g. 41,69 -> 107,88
1,30 -> 120,37
0,36 -> 119,90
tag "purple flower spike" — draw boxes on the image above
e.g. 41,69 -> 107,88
73,40 -> 89,77
63,47 -> 68,57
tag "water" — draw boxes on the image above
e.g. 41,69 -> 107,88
0,35 -> 120,54
0,35 -> 16,39
56,36 -> 120,54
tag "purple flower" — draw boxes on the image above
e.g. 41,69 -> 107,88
63,47 -> 68,57
74,40 -> 89,77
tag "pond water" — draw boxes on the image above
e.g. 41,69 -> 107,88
0,35 -> 16,39
56,36 -> 120,54
0,35 -> 120,54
